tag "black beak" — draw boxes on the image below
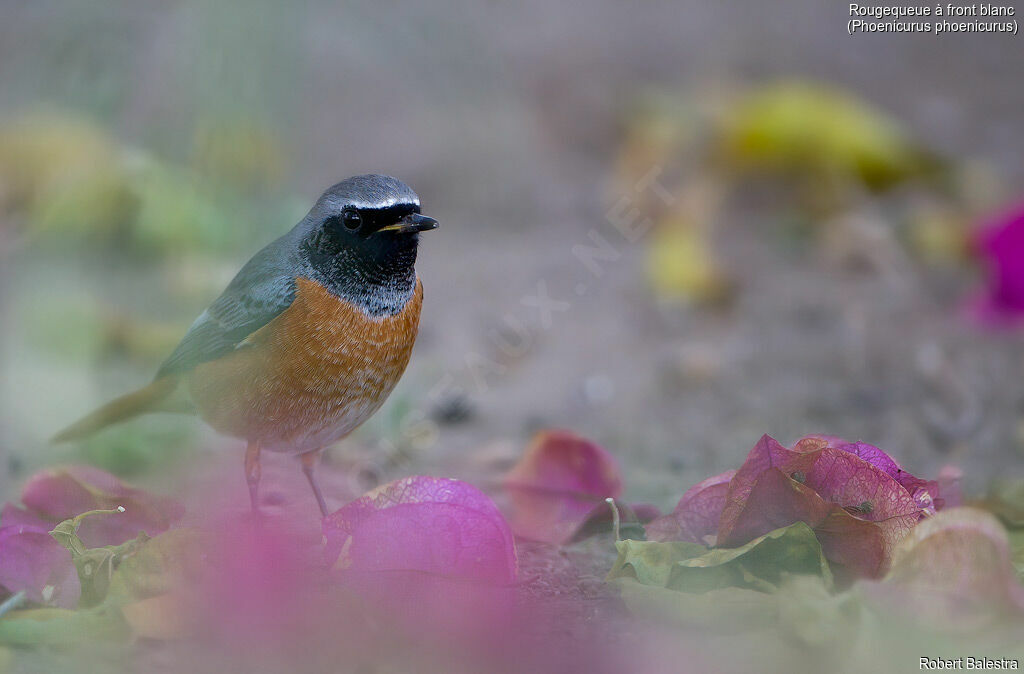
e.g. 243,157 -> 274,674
378,213 -> 439,234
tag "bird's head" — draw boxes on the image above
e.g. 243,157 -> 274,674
297,174 -> 437,314
305,174 -> 437,252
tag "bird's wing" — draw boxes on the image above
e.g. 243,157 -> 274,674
155,240 -> 299,378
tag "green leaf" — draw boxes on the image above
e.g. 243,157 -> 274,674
1007,529 -> 1024,584
107,528 -> 205,601
983,478 -> 1024,529
608,522 -> 833,593
49,508 -> 150,606
0,606 -> 129,646
610,577 -> 778,632
607,540 -> 708,587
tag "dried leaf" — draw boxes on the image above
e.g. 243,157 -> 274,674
608,522 -> 832,593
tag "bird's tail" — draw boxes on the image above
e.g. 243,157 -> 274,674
52,376 -> 184,443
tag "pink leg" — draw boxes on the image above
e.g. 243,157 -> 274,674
245,441 -> 262,521
300,450 -> 329,517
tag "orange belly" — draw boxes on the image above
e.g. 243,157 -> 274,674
186,276 -> 423,453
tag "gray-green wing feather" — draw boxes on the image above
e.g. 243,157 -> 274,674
156,239 -> 299,378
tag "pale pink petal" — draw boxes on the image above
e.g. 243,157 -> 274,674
324,476 -> 517,584
0,525 -> 80,608
718,435 -> 818,543
646,470 -> 735,543
973,203 -> 1024,318
0,502 -> 53,531
503,430 -> 624,544
717,436 -> 922,577
877,507 -> 1024,628
21,465 -> 184,547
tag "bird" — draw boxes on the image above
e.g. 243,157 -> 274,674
53,174 -> 438,518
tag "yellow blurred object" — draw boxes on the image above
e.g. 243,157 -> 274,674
954,159 -> 1006,213
0,112 -> 134,235
0,111 -> 241,255
130,162 -> 235,254
717,81 -> 933,192
613,93 -> 702,220
192,118 -> 287,192
99,308 -> 192,365
907,203 -> 971,265
120,593 -> 193,640
646,217 -> 730,305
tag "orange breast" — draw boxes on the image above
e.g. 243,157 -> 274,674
186,277 -> 424,452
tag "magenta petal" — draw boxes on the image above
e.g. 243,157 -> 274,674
879,507 -> 1024,628
718,435 -> 817,541
0,502 -> 53,532
969,203 -> 1024,321
803,448 -> 921,523
935,465 -> 964,509
503,430 -> 624,545
717,436 -> 922,577
323,476 -> 517,585
646,470 -> 736,544
0,525 -> 80,608
21,465 -> 184,547
796,435 -> 952,515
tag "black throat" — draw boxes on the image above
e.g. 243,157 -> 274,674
302,232 -> 419,317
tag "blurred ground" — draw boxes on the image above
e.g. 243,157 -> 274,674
1,0 -> 1022,515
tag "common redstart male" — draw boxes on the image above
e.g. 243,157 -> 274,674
54,174 -> 438,518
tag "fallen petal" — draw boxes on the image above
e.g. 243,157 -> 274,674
0,526 -> 80,608
503,430 -> 624,544
647,470 -> 735,544
877,507 -> 1024,629
970,203 -> 1024,322
21,466 -> 184,547
324,476 -> 517,584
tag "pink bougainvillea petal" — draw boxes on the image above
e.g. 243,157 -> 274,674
717,435 -> 818,542
723,467 -> 905,578
793,435 -> 955,516
502,430 -> 624,545
324,476 -> 517,584
0,525 -> 80,608
20,466 -> 184,547
935,464 -> 964,509
803,448 -> 921,523
876,507 -> 1024,628
201,521 -> 327,646
569,501 -> 660,543
716,435 -> 924,578
720,467 -> 831,549
0,502 -> 53,531
802,436 -> 902,478
646,470 -> 736,544
967,203 -> 1024,324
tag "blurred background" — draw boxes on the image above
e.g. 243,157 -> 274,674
1,0 -> 1022,513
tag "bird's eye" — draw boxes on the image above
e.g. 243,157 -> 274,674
340,209 -> 362,231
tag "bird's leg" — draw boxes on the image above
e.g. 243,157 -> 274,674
244,441 -> 262,522
300,450 -> 329,517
